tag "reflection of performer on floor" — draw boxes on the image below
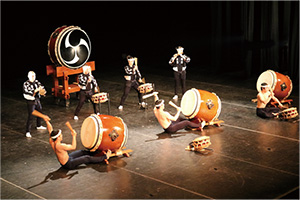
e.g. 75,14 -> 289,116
38,112 -> 111,170
23,71 -> 47,138
74,65 -> 99,120
256,82 -> 284,118
153,93 -> 204,133
169,46 -> 190,101
118,55 -> 146,110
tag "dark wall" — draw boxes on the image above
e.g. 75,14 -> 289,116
1,1 -> 299,89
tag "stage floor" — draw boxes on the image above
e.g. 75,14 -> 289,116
1,71 -> 299,199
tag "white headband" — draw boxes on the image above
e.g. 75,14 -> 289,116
261,84 -> 269,88
51,129 -> 62,139
156,100 -> 164,108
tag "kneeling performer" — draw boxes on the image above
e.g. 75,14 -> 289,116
153,93 -> 204,133
256,82 -> 284,118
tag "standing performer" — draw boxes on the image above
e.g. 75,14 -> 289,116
23,71 -> 47,138
256,82 -> 284,118
153,93 -> 204,133
35,111 -> 111,170
74,65 -> 99,120
118,55 -> 146,110
169,46 -> 191,101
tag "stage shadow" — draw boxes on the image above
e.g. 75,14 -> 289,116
90,157 -> 128,173
145,131 -> 187,142
27,166 -> 84,189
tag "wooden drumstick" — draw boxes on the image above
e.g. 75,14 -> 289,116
142,92 -> 158,99
134,57 -> 138,66
169,101 -> 180,109
65,121 -> 74,132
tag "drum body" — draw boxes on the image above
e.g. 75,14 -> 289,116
48,25 -> 91,69
280,107 -> 298,119
180,88 -> 221,122
91,93 -> 108,104
138,83 -> 154,94
256,70 -> 292,100
80,114 -> 128,152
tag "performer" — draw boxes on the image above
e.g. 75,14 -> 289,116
256,82 -> 284,118
74,65 -> 99,120
153,93 -> 204,133
23,71 -> 47,138
37,112 -> 111,170
169,46 -> 191,101
118,55 -> 146,110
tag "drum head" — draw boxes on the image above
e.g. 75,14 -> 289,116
80,115 -> 103,151
181,88 -> 201,119
256,70 -> 276,92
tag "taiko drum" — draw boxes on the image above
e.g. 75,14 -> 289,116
80,114 -> 128,152
256,70 -> 292,100
180,88 -> 222,122
48,25 -> 91,69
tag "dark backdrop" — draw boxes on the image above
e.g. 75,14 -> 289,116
1,1 -> 299,91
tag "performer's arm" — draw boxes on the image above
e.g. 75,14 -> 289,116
169,54 -> 177,65
270,92 -> 284,108
183,55 -> 191,63
165,107 -> 181,121
60,130 -> 77,151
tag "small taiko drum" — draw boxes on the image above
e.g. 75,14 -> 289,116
48,25 -> 91,69
80,114 -> 128,152
256,70 -> 293,100
279,107 -> 298,119
180,88 -> 221,122
138,83 -> 154,94
91,93 -> 108,104
185,136 -> 211,151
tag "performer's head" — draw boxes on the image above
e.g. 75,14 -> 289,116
127,55 -> 135,66
82,65 -> 91,75
28,71 -> 36,82
176,46 -> 184,55
155,99 -> 165,109
50,129 -> 62,142
260,82 -> 270,92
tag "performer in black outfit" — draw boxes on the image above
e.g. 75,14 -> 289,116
23,71 -> 47,138
74,65 -> 99,120
118,55 -> 146,110
169,46 -> 191,101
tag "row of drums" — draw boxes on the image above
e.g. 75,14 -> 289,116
80,69 -> 293,154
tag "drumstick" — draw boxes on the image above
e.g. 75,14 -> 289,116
65,121 -> 74,132
142,92 -> 158,99
169,101 -> 180,109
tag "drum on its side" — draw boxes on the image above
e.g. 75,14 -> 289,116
280,107 -> 298,119
80,114 -> 128,152
138,83 -> 154,94
48,25 -> 91,69
256,70 -> 293,100
91,93 -> 108,104
180,88 -> 221,122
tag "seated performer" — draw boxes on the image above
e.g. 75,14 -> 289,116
74,65 -> 99,120
153,93 -> 204,133
256,82 -> 284,118
118,55 -> 146,110
37,111 -> 111,170
23,71 -> 47,138
169,46 -> 191,101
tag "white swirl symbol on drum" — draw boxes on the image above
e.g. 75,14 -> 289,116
64,30 -> 90,65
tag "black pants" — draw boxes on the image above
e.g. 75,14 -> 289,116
174,71 -> 186,96
74,90 -> 99,116
256,107 -> 280,118
164,117 -> 201,133
26,99 -> 43,132
62,150 -> 107,170
120,80 -> 142,106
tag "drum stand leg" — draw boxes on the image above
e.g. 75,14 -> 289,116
102,148 -> 133,164
205,119 -> 224,127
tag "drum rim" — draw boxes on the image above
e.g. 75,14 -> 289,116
212,92 -> 222,121
181,88 -> 201,119
284,75 -> 293,100
80,114 -> 103,152
119,117 -> 128,149
256,70 -> 277,92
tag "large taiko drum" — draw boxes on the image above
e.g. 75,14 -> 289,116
80,114 -> 128,152
48,25 -> 91,69
180,88 -> 222,122
256,70 -> 292,100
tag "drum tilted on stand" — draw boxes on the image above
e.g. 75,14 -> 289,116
80,114 -> 128,152
180,88 -> 222,122
256,70 -> 293,100
48,25 -> 91,69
